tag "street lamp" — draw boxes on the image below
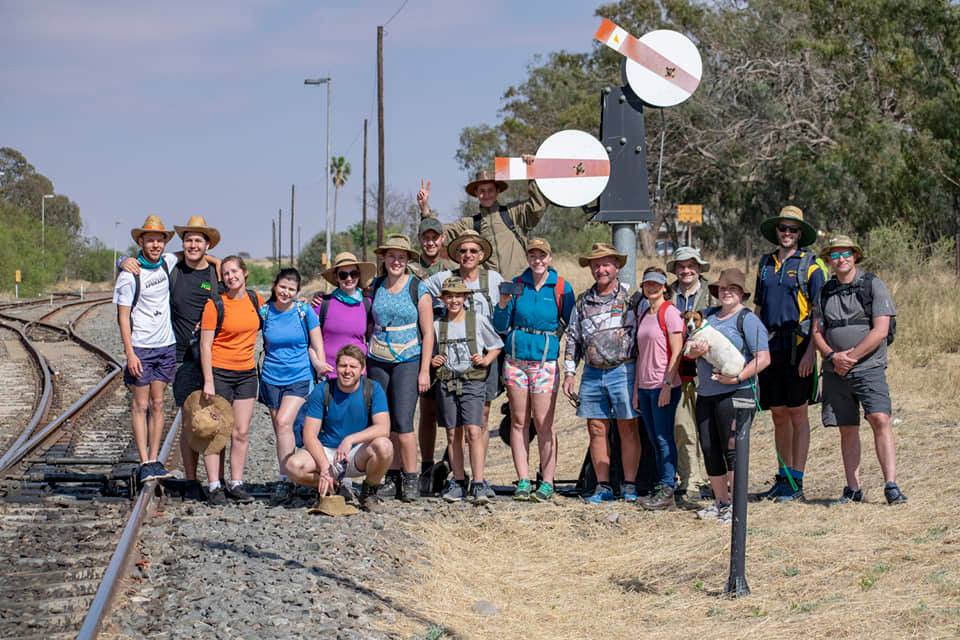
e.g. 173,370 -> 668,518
304,76 -> 332,262
41,193 -> 54,255
112,221 -> 121,282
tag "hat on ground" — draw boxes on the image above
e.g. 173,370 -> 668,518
374,234 -> 420,260
819,234 -> 864,263
526,237 -> 552,255
666,246 -> 710,273
440,276 -> 472,295
308,495 -> 359,517
464,170 -> 508,197
578,242 -> 627,268
130,215 -> 175,244
322,252 -> 377,287
759,205 -> 817,247
418,217 -> 444,237
174,215 -> 221,249
182,391 -> 234,455
447,229 -> 493,266
708,268 -> 752,302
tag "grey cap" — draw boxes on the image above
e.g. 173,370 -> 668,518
418,217 -> 443,237
666,246 -> 710,273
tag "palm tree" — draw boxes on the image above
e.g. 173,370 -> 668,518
330,156 -> 351,239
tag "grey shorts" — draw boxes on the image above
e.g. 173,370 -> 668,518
484,352 -> 504,402
821,367 -> 892,427
436,379 -> 486,429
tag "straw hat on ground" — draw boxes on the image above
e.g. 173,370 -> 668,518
819,234 -> 864,263
374,234 -> 420,260
447,229 -> 493,265
174,215 -> 221,249
182,391 -> 234,455
578,242 -> 627,268
708,268 -> 752,302
322,252 -> 377,287
308,495 -> 359,516
759,205 -> 817,247
130,215 -> 175,244
465,170 -> 508,197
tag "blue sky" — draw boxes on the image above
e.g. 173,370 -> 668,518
2,1 -> 603,257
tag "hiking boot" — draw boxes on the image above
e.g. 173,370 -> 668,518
716,503 -> 732,524
442,479 -> 466,503
639,485 -> 676,511
359,481 -> 386,513
470,480 -> 493,506
338,480 -> 357,504
621,482 -> 638,503
182,480 -> 206,501
530,481 -> 555,503
207,486 -> 227,506
698,484 -> 715,501
884,482 -> 908,505
270,481 -> 295,506
225,483 -> 255,503
696,500 -> 730,520
418,470 -> 434,497
513,478 -> 532,501
756,474 -> 786,500
482,482 -> 497,501
380,472 -> 400,499
399,472 -> 420,503
583,484 -> 614,505
834,486 -> 865,505
775,480 -> 805,503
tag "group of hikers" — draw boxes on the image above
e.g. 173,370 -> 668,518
113,165 -> 907,518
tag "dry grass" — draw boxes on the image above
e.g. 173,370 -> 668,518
369,253 -> 960,639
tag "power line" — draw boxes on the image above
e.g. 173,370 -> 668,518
383,0 -> 410,28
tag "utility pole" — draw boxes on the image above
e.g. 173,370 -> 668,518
377,25 -> 385,248
362,118 -> 369,261
278,208 -> 283,267
272,219 -> 277,267
304,77 -> 333,263
290,183 -> 296,266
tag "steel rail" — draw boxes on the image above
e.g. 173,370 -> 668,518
37,294 -> 113,323
0,319 -> 54,460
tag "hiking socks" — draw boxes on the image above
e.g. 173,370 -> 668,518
208,481 -> 222,491
228,480 -> 243,489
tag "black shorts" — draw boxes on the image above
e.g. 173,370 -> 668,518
758,348 -> 815,410
213,367 -> 259,402
173,358 -> 204,407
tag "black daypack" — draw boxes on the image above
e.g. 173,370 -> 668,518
819,272 -> 896,345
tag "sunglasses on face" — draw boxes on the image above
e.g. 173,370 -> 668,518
829,250 -> 854,260
337,270 -> 360,280
459,248 -> 481,255
777,224 -> 801,234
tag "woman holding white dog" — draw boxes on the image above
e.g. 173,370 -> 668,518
685,268 -> 770,522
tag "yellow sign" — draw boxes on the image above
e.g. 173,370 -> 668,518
14,270 -> 21,283
677,204 -> 703,224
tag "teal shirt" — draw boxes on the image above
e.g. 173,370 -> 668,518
492,267 -> 575,362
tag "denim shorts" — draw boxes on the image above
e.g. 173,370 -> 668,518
124,345 -> 176,387
258,379 -> 312,410
577,362 -> 638,420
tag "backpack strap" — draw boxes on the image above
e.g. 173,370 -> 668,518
639,301 -> 675,362
754,253 -> 774,308
362,377 -> 374,425
246,289 -> 263,331
473,208 -> 526,253
317,294 -> 331,327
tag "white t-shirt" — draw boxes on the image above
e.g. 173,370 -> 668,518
433,313 -> 503,375
113,253 -> 178,348
426,268 -> 504,318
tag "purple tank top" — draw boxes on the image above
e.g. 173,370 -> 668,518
314,296 -> 369,378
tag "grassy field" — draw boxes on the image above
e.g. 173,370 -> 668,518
377,254 -> 960,639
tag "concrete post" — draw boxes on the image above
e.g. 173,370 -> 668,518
612,222 -> 637,289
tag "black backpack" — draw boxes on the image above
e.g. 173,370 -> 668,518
820,272 -> 896,345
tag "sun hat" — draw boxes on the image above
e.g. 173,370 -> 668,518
526,237 -> 552,255
708,268 -> 752,302
308,495 -> 359,517
322,252 -> 377,287
759,205 -> 817,247
447,229 -> 493,266
418,217 -> 444,237
819,234 -> 864,263
440,276 -> 472,295
130,215 -> 175,244
182,391 -> 234,455
641,271 -> 668,286
464,169 -> 508,197
666,246 -> 710,273
578,242 -> 627,268
374,233 -> 420,260
174,215 -> 221,249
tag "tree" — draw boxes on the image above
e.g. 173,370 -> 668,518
330,156 -> 351,238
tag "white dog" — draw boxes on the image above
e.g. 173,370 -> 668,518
682,310 -> 745,379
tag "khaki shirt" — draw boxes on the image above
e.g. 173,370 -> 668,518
409,255 -> 456,281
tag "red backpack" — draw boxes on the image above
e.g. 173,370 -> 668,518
638,300 -> 683,368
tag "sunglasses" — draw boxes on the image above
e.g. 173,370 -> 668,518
828,250 -> 855,260
337,270 -> 360,280
777,224 -> 801,234
458,247 -> 481,255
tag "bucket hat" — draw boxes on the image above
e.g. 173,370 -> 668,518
322,252 -> 377,287
447,229 -> 492,266
374,234 -> 420,260
182,391 -> 234,455
308,495 -> 359,517
465,170 -> 508,197
666,246 -> 710,273
440,276 -> 472,295
759,205 -> 817,247
130,215 -> 175,244
708,268 -> 752,302
819,234 -> 863,263
578,242 -> 627,268
174,215 -> 221,249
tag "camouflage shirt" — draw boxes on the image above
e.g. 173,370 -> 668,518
563,281 -> 638,374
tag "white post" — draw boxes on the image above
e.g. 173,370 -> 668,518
80,283 -> 84,301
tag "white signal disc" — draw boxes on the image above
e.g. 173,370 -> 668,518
624,29 -> 702,107
534,129 -> 610,208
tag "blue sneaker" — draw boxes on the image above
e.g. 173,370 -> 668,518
583,484 -> 614,504
621,483 -> 638,503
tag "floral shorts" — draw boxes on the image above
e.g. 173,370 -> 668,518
503,358 -> 559,395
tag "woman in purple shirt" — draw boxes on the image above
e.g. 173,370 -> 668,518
311,252 -> 377,377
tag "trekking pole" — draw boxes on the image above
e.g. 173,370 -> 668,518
724,409 -> 752,597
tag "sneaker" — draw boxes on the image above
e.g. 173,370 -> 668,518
483,482 -> 497,501
338,480 -> 357,504
530,481 -> 555,503
442,479 -> 466,503
399,472 -> 420,503
513,479 -> 532,501
583,484 -> 615,505
716,503 -> 732,524
639,485 -> 676,511
418,470 -> 434,497
696,500 -> 729,520
756,474 -> 786,500
207,486 -> 227,506
182,480 -> 206,501
621,483 -> 638,503
270,481 -> 295,506
775,480 -> 805,503
698,484 -> 715,501
884,482 -> 908,505
834,486 -> 865,505
359,481 -> 386,513
225,483 -> 255,503
138,461 -> 174,484
470,480 -> 492,506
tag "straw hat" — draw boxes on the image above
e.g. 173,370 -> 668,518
447,229 -> 492,265
440,276 -> 472,295
374,234 -> 420,260
819,234 -> 864,263
130,215 -> 175,244
322,252 -> 377,287
759,205 -> 817,247
666,246 -> 710,273
465,170 -> 508,197
182,391 -> 234,455
578,242 -> 627,268
526,237 -> 552,255
174,215 -> 221,249
308,495 -> 359,517
708,268 -> 752,302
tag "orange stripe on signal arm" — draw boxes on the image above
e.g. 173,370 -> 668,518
619,34 -> 699,94
594,18 -> 616,43
494,157 -> 513,180
525,158 -> 610,179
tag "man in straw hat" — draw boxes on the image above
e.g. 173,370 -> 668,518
562,243 -> 642,504
181,390 -> 234,503
114,215 -> 179,485
286,345 -> 393,513
753,205 -> 828,502
416,157 -> 546,281
810,235 -> 906,505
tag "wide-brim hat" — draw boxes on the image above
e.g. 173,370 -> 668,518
666,246 -> 710,273
130,215 -> 175,244
819,234 -> 864,263
174,215 -> 221,249
308,495 -> 359,517
374,233 -> 420,260
182,391 -> 234,455
447,229 -> 492,266
578,242 -> 627,268
322,252 -> 377,287
465,170 -> 508,197
759,205 -> 817,247
440,276 -> 472,295
708,268 -> 752,302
